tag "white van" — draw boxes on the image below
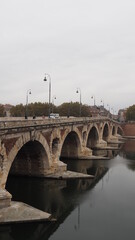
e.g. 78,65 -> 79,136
50,113 -> 60,119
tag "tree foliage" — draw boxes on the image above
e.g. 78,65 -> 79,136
10,102 -> 91,117
126,105 -> 135,121
56,102 -> 90,117
10,104 -> 25,117
27,102 -> 49,116
0,104 -> 4,117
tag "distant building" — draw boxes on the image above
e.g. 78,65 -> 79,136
89,105 -> 100,117
89,105 -> 111,118
98,105 -> 111,117
118,109 -> 127,122
111,114 -> 118,121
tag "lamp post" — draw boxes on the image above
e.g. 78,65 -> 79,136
67,101 -> 71,118
52,95 -> 56,113
107,104 -> 111,118
76,88 -> 82,117
25,89 -> 31,119
107,104 -> 110,112
111,107 -> 114,119
43,73 -> 51,118
91,95 -> 95,106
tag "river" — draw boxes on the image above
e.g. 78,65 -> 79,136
1,140 -> 135,240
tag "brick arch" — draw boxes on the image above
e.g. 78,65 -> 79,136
3,131 -> 51,188
86,125 -> 99,149
117,126 -> 124,136
59,127 -> 82,159
102,122 -> 110,141
87,123 -> 100,135
112,125 -> 116,136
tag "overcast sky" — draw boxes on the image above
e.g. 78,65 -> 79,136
0,0 -> 135,113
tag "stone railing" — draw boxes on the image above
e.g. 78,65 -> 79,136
0,117 -> 112,129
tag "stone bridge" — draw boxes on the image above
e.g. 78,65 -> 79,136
0,117 -> 123,208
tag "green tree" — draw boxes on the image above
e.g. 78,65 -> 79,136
126,105 -> 135,121
57,102 -> 90,117
28,102 -> 50,117
10,101 -> 91,118
0,104 -> 4,117
81,104 -> 91,117
10,104 -> 25,117
57,102 -> 71,116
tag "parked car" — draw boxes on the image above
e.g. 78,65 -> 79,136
50,113 -> 60,119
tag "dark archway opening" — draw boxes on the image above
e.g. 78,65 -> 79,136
103,124 -> 109,141
83,131 -> 87,142
87,127 -> 99,149
112,126 -> 115,136
117,127 -> 123,136
9,140 -> 49,177
61,131 -> 80,159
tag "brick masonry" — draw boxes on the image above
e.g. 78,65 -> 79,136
121,123 -> 135,136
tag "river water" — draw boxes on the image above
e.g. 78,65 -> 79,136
1,140 -> 135,240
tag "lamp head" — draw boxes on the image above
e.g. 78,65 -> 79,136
44,76 -> 47,82
76,90 -> 79,93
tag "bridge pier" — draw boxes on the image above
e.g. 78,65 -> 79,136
0,189 -> 12,209
95,139 -> 107,149
79,146 -> 93,158
54,160 -> 67,173
108,135 -> 119,143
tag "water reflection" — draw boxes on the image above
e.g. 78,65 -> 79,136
0,146 -> 126,240
93,148 -> 119,158
119,140 -> 135,171
3,157 -> 110,240
120,139 -> 135,160
6,160 -> 108,219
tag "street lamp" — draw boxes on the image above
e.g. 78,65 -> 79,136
111,107 -> 114,118
76,88 -> 82,117
91,95 -> 95,106
67,101 -> 71,118
25,89 -> 31,119
52,95 -> 56,113
107,104 -> 110,112
43,73 -> 51,118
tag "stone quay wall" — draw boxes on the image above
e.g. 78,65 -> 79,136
121,122 -> 135,136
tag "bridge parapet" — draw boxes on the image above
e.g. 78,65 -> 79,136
0,116 -> 117,130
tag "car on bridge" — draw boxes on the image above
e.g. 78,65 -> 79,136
50,113 -> 60,119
